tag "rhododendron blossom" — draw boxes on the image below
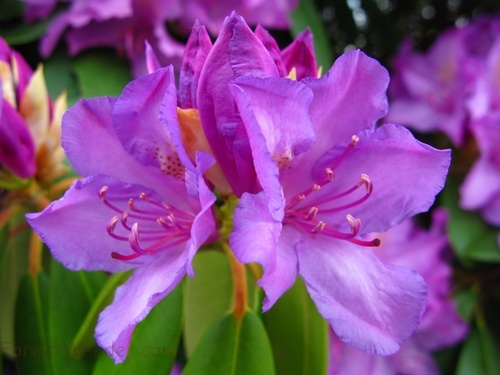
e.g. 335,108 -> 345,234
329,211 -> 468,374
27,67 -> 217,363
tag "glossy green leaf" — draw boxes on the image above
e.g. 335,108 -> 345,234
0,219 -> 30,357
14,272 -> 50,375
71,271 -> 130,357
1,20 -> 50,45
441,179 -> 500,264
263,277 -> 328,375
48,260 -> 106,374
72,50 -> 131,98
44,49 -> 82,107
290,0 -> 333,73
457,327 -> 500,375
92,283 -> 183,375
183,250 -> 233,357
183,311 -> 275,375
454,287 -> 477,322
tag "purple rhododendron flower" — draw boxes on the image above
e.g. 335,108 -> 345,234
218,21 -> 451,353
26,0 -> 298,77
37,0 -> 185,77
195,13 -> 318,197
27,67 -> 217,363
0,37 -> 66,181
329,210 -> 468,375
461,37 -> 500,226
387,16 -> 500,146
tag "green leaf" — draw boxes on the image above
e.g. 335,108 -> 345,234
14,272 -> 51,375
0,219 -> 30,357
71,271 -> 130,356
457,326 -> 500,375
454,287 -> 477,322
290,0 -> 333,73
0,20 -> 50,45
183,311 -> 275,375
48,260 -> 106,374
441,178 -> 500,264
44,49 -> 82,107
91,283 -> 183,375
183,250 -> 233,357
72,50 -> 131,98
263,278 -> 328,375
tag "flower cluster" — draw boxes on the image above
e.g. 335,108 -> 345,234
329,210 -> 468,374
23,0 -> 298,76
0,36 -> 66,187
387,16 -> 500,227
28,12 -> 451,363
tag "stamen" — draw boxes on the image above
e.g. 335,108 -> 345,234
311,221 -> 326,233
99,186 -> 109,201
167,214 -> 190,232
106,216 -> 128,241
305,207 -> 319,221
349,237 -> 381,247
345,214 -> 361,236
359,174 -> 371,192
326,168 -> 334,181
350,135 -> 359,146
121,212 -> 131,230
128,198 -> 140,212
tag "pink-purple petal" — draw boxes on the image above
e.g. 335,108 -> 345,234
95,246 -> 187,363
26,175 -> 154,273
281,29 -> 317,80
297,235 -> 427,355
312,124 -> 450,234
230,192 -> 298,310
0,98 -> 36,178
302,50 -> 389,157
230,76 -> 315,218
178,21 -> 212,109
61,96 -> 172,198
197,12 -> 279,196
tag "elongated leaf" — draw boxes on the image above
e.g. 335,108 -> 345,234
290,0 -> 333,72
72,50 -> 131,98
1,20 -> 50,45
71,271 -> 130,357
48,259 -> 106,374
44,49 -> 82,106
183,250 -> 233,357
0,219 -> 30,357
263,278 -> 328,375
92,283 -> 183,375
183,311 -> 275,375
14,272 -> 50,375
457,326 -> 500,375
441,179 -> 500,264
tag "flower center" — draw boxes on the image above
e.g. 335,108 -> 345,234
283,135 -> 380,247
99,186 -> 193,261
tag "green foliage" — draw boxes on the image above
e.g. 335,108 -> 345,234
290,0 -> 333,72
72,50 -> 131,98
183,311 -> 275,375
263,278 -> 328,375
457,327 -> 500,375
441,178 -> 500,265
183,250 -> 233,357
14,272 -> 51,375
91,284 -> 183,375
